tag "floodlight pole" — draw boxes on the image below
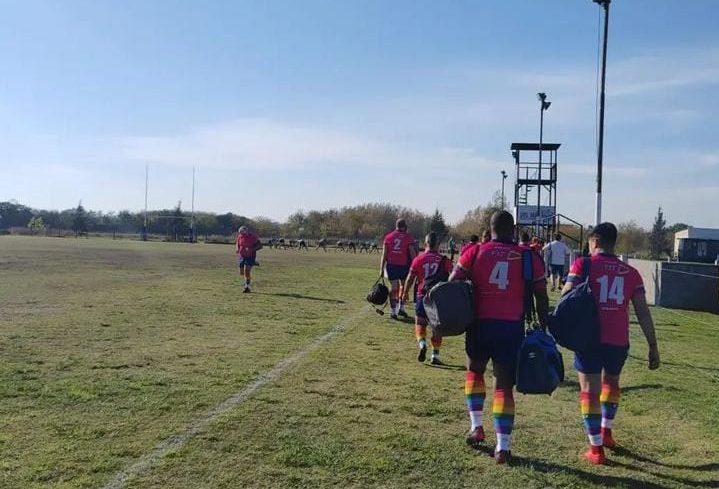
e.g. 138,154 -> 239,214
143,164 -> 148,241
500,170 -> 508,209
594,0 -> 610,225
191,166 -> 196,242
537,92 -> 550,235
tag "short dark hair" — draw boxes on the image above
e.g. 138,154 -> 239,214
469,234 -> 479,243
520,231 -> 530,242
396,218 -> 407,231
425,232 -> 438,249
490,211 -> 514,236
590,222 -> 618,247
554,233 -> 562,241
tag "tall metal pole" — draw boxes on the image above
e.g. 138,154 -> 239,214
501,170 -> 507,209
191,166 -> 196,243
595,0 -> 610,225
538,106 -> 543,235
143,164 -> 148,241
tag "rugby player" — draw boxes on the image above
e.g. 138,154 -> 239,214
380,219 -> 416,320
402,232 -> 453,365
543,233 -> 570,291
562,222 -> 660,465
236,225 -> 263,293
460,234 -> 480,256
450,211 -> 549,464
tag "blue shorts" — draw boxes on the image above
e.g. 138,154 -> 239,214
238,256 -> 257,268
465,319 -> 524,366
385,264 -> 409,281
550,264 -> 565,276
574,344 -> 629,375
415,297 -> 427,320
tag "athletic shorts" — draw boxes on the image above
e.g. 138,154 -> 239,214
573,344 -> 629,375
465,319 -> 524,366
415,296 -> 427,320
385,264 -> 409,281
550,264 -> 565,276
238,255 -> 257,268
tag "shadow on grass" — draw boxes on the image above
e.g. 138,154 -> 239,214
629,354 -> 719,373
561,380 -> 677,395
423,362 -> 466,371
255,292 -> 346,304
608,458 -> 719,488
611,446 -> 719,472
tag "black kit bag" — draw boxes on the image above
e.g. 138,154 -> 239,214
516,250 -> 565,395
548,258 -> 600,352
367,275 -> 390,315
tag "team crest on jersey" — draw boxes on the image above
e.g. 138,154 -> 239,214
507,250 -> 522,261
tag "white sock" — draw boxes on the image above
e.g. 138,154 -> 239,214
469,412 -> 483,431
398,301 -> 405,312
418,339 -> 427,349
601,418 -> 614,429
431,352 -> 439,360
588,433 -> 602,447
496,434 -> 511,452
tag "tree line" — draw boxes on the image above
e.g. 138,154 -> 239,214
0,200 -> 686,259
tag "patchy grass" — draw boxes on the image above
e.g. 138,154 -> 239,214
1,236 -> 717,488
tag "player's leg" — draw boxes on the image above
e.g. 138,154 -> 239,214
397,267 -> 410,318
414,312 -> 428,362
464,323 -> 489,448
600,345 -> 628,448
243,264 -> 253,292
389,279 -> 401,319
575,350 -> 605,464
429,329 -> 443,365
488,321 -> 523,463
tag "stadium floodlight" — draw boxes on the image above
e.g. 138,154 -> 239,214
536,92 -> 551,234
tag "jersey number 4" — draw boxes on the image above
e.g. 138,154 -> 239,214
489,261 -> 509,290
596,275 -> 625,304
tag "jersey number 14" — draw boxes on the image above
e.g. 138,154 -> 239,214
596,275 -> 625,304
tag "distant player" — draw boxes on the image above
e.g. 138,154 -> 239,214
543,233 -> 570,291
298,238 -> 308,251
236,225 -> 263,293
347,240 -> 357,253
480,229 -> 491,245
447,235 -> 457,262
562,222 -> 660,465
316,238 -> 328,252
518,231 -> 531,248
380,218 -> 416,320
402,232 -> 453,365
450,211 -> 549,464
370,241 -> 379,253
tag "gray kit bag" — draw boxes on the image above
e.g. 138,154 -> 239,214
422,280 -> 475,336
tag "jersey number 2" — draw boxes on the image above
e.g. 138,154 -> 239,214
489,261 -> 509,290
596,275 -> 625,304
393,238 -> 402,251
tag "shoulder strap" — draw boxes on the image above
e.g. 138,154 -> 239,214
581,257 -> 591,282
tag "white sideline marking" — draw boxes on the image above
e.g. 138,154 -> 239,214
103,307 -> 368,489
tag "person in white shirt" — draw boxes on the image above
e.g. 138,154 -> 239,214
542,233 -> 570,291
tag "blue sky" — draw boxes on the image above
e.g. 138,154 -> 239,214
1,0 -> 718,227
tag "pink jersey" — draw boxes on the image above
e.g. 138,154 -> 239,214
236,232 -> 259,258
458,240 -> 546,322
410,251 -> 453,296
383,230 -> 415,266
568,254 -> 645,347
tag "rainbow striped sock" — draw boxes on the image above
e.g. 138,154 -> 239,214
580,391 -> 602,446
414,325 -> 426,342
465,371 -> 485,430
601,383 -> 620,429
493,388 -> 515,451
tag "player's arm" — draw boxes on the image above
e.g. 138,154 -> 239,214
235,237 -> 241,254
402,270 -> 417,302
448,250 -> 473,281
631,291 -> 660,370
561,258 -> 583,295
253,239 -> 263,252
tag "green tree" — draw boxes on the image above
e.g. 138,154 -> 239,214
28,216 -> 46,235
73,202 -> 88,236
428,209 -> 448,238
649,207 -> 670,259
616,221 -> 649,256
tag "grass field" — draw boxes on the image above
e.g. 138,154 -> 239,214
1,236 -> 717,489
